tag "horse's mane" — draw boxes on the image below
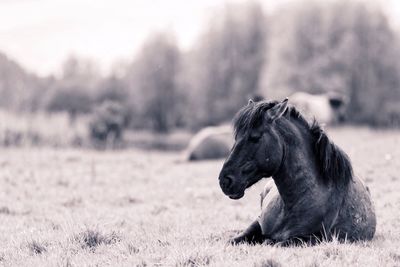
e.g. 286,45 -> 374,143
309,121 -> 353,185
233,101 -> 353,185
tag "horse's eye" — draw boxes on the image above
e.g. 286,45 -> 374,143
249,132 -> 261,143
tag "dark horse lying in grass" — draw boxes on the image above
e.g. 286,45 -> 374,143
218,98 -> 376,244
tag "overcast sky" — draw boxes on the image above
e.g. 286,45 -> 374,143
0,0 -> 399,76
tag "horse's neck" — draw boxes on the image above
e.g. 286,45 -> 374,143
272,126 -> 321,207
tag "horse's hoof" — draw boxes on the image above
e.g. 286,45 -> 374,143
227,236 -> 243,245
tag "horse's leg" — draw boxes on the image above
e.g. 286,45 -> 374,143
229,220 -> 265,245
259,193 -> 330,244
260,180 -> 274,208
228,181 -> 276,245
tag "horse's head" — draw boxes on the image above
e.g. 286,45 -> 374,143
218,98 -> 289,199
327,93 -> 347,122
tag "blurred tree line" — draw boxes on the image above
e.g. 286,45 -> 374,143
1,0 -> 400,133
264,1 -> 400,125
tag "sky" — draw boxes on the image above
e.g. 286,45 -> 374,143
0,0 -> 399,77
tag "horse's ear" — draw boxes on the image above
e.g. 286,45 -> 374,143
266,98 -> 289,122
248,99 -> 254,105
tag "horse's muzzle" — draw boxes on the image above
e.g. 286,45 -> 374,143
219,173 -> 246,199
228,191 -> 245,199
220,174 -> 234,191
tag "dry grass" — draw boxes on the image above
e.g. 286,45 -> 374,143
0,126 -> 399,266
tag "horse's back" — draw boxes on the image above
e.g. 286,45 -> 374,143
334,177 -> 376,241
290,92 -> 334,124
185,125 -> 233,161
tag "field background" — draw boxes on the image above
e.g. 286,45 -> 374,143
1,0 -> 400,266
0,126 -> 399,267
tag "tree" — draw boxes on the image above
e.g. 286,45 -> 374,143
263,1 -> 400,124
95,76 -> 129,104
0,52 -> 43,112
60,56 -> 100,89
126,32 -> 181,132
185,2 -> 268,127
45,85 -> 92,117
43,56 -> 100,119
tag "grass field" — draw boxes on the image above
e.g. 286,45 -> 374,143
0,126 -> 399,266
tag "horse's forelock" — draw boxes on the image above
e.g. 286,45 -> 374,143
233,101 -> 277,138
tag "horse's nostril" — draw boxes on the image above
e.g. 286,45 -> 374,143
223,175 -> 234,189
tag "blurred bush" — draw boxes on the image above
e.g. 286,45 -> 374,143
42,56 -> 101,120
89,101 -> 128,147
44,86 -> 92,118
95,76 -> 129,104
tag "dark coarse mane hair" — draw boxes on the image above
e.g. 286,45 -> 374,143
233,100 -> 353,185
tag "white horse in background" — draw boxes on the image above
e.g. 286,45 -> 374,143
184,125 -> 233,161
289,92 -> 347,125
